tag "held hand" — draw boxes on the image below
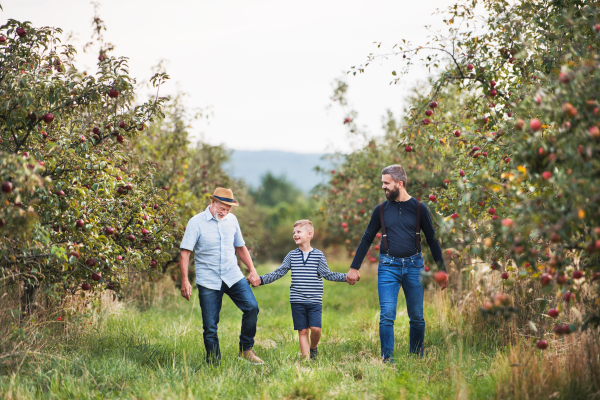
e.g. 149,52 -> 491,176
180,280 -> 192,301
248,270 -> 260,287
346,268 -> 360,285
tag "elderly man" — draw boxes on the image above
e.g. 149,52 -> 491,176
346,165 -> 447,363
179,188 -> 263,365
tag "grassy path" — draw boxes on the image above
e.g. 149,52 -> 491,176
1,262 -> 504,399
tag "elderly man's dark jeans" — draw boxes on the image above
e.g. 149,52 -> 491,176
197,278 -> 259,363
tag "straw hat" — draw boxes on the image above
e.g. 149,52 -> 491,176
209,187 -> 240,206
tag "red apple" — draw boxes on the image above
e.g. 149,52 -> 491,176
444,179 -> 450,184
429,195 -> 437,202
425,110 -> 433,116
376,233 -> 382,239
459,170 -> 465,177
119,121 -> 126,129
490,89 -> 497,97
434,271 -> 448,285
343,117 -> 351,124
467,64 -> 474,70
488,207 -> 496,215
76,220 -> 85,228
117,135 -> 124,143
454,130 -> 460,137
562,292 -> 573,303
541,273 -> 552,287
0,36 -> 5,43
356,198 -> 362,204
57,190 -> 65,196
553,324 -> 564,335
530,119 -> 542,131
16,27 -> 27,37
127,234 -> 135,242
107,282 -> 116,290
104,227 -> 114,236
515,119 -> 525,130
429,101 -> 438,109
562,324 -> 571,335
142,228 -> 149,236
536,340 -> 548,350
501,272 -> 509,280
573,270 -> 583,279
490,80 -> 496,87
42,113 -> 54,123
2,181 -> 12,193
501,218 -> 513,227
596,24 -> 600,32
542,171 -> 552,180
82,283 -> 91,291
405,146 -> 413,152
117,255 -> 123,261
92,272 -> 102,281
108,89 -> 119,98
588,126 -> 600,138
558,72 -> 569,83
422,119 -> 431,125
86,258 -> 96,266
154,204 -> 159,210
451,213 -> 459,219
492,215 -> 499,220
548,308 -> 559,318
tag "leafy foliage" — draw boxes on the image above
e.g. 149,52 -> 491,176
320,0 -> 600,338
0,18 -> 176,306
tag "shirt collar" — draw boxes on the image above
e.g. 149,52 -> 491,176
205,205 -> 231,221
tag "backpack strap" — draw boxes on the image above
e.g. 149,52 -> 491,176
378,203 -> 389,254
416,200 -> 422,252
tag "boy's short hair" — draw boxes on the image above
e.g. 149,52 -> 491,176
294,220 -> 314,234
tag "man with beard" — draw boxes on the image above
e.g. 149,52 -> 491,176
345,164 -> 447,363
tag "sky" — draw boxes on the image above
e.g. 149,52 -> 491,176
2,0 -> 450,154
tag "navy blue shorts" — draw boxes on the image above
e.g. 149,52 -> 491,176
290,303 -> 322,330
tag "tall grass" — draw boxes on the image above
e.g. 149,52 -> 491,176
0,260 -> 598,399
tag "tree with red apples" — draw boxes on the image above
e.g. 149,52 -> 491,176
0,17 -> 178,314
323,0 -> 600,345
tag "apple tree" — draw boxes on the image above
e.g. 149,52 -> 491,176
321,0 -> 600,339
0,18 -> 177,314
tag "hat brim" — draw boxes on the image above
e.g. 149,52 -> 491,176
209,195 -> 239,207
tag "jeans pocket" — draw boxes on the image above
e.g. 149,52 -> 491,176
379,256 -> 391,266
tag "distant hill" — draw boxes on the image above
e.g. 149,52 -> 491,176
224,150 -> 333,193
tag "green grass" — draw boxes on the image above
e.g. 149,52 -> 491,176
1,262 -> 506,399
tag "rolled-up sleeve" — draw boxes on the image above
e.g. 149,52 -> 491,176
180,218 -> 200,251
233,219 -> 245,247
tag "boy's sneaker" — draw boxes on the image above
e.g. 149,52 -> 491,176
238,349 -> 264,365
310,347 -> 318,360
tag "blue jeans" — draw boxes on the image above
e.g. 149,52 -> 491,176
378,253 -> 425,359
197,278 -> 259,362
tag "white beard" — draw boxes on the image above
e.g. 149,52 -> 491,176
215,215 -> 225,222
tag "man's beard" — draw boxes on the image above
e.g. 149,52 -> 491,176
384,187 -> 400,201
215,214 -> 225,222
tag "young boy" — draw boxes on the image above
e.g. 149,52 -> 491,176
258,220 -> 348,359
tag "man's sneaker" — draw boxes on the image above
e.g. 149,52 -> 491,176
382,357 -> 395,365
238,349 -> 264,365
310,347 -> 318,360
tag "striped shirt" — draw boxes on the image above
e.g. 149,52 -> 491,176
260,248 -> 347,304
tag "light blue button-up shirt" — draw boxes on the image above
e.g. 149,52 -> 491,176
180,205 -> 246,290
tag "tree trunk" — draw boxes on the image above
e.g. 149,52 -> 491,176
20,281 -> 40,316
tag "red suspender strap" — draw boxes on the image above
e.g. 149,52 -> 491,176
416,201 -> 422,252
378,203 -> 389,254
